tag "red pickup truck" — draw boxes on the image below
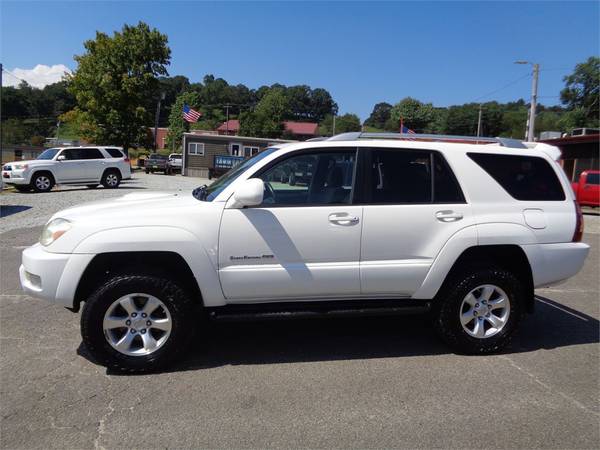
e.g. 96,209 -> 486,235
571,170 -> 600,207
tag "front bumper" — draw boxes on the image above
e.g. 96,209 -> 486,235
20,244 -> 95,307
522,242 -> 590,288
2,170 -> 29,185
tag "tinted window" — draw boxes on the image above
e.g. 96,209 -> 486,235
433,153 -> 465,203
368,149 -> 432,203
61,148 -> 103,160
259,150 -> 356,205
106,148 -> 124,158
586,173 -> 599,185
468,153 -> 565,201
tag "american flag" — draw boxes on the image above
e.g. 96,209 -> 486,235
399,117 -> 415,134
183,104 -> 202,123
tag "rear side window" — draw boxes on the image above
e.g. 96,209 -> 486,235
586,173 -> 599,185
105,148 -> 124,158
468,153 -> 565,201
365,149 -> 465,204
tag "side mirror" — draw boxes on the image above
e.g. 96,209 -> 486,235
57,155 -> 66,161
230,178 -> 264,208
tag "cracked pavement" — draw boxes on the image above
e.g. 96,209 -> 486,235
1,176 -> 599,448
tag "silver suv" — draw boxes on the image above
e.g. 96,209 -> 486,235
2,146 -> 132,192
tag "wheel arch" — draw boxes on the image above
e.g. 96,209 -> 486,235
72,251 -> 203,313
31,169 -> 56,184
433,245 -> 535,313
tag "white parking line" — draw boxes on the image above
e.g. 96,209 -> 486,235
535,296 -> 589,322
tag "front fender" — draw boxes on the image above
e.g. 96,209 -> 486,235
73,226 -> 226,306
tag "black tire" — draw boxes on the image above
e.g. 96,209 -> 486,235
433,267 -> 524,354
86,184 -> 99,189
145,169 -> 150,174
31,172 -> 54,193
289,173 -> 296,186
81,274 -> 196,373
101,170 -> 121,189
14,185 -> 31,192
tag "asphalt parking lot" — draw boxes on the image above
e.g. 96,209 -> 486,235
1,172 -> 599,449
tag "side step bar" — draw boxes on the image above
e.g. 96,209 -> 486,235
206,299 -> 432,322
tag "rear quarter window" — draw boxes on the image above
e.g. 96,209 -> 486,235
586,173 -> 599,185
106,148 -> 124,158
468,153 -> 565,201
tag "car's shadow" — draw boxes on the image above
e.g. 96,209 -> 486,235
1,205 -> 32,217
77,295 -> 599,375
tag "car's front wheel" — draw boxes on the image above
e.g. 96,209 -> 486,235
31,172 -> 54,193
81,274 -> 195,372
434,268 -> 524,354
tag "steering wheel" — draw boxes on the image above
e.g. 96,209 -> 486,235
263,181 -> 277,204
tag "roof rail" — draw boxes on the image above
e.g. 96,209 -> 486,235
326,132 -> 527,149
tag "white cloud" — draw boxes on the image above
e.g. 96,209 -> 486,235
2,64 -> 72,88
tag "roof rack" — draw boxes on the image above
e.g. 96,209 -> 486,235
326,132 -> 527,149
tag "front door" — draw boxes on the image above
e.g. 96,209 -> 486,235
53,148 -> 88,182
359,147 -> 472,296
218,149 -> 362,301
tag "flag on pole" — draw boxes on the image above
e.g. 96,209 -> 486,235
399,117 -> 415,134
183,104 -> 202,123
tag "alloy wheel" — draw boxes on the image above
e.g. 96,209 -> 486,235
103,293 -> 172,356
459,284 -> 510,339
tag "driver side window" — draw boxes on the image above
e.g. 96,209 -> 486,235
259,150 -> 356,206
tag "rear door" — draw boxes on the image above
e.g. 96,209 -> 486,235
581,172 -> 600,206
359,148 -> 472,296
78,148 -> 106,180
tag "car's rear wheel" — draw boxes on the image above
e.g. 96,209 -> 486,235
433,268 -> 524,354
31,173 -> 54,193
81,274 -> 195,373
101,170 -> 121,189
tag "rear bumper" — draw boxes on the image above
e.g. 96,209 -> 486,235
522,242 -> 590,288
20,244 -> 95,307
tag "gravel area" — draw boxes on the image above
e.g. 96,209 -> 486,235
0,172 -> 208,233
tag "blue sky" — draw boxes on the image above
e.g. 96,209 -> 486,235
2,1 -> 599,120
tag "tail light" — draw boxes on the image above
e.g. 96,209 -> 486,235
123,157 -> 130,163
573,201 -> 584,242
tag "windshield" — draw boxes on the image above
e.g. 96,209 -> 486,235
149,154 -> 167,160
170,155 -> 182,159
37,148 -> 60,160
198,147 -> 279,202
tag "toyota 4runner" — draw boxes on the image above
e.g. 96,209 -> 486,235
19,132 -> 590,372
2,146 -> 131,192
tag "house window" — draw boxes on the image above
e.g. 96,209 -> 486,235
244,146 -> 260,157
188,142 -> 205,156
230,143 -> 242,156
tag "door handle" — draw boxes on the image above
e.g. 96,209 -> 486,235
436,210 -> 463,222
328,213 -> 359,225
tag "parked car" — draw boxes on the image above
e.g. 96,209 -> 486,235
144,154 -> 168,174
19,132 -> 589,372
2,146 -> 131,192
571,170 -> 599,207
167,153 -> 182,174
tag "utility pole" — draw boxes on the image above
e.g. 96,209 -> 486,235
476,104 -> 483,137
0,63 -> 3,159
153,92 -> 165,152
515,61 -> 540,142
332,114 -> 336,136
55,121 -> 61,145
224,105 -> 231,134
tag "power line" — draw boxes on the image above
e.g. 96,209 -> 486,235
1,67 -> 28,85
472,73 -> 531,103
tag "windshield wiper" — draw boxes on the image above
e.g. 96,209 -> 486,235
192,184 -> 208,201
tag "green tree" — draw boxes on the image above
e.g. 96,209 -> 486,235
239,88 -> 289,138
390,97 -> 435,132
319,113 -> 361,135
560,56 -> 599,126
165,91 -> 201,150
68,21 -> 171,149
364,102 -> 392,130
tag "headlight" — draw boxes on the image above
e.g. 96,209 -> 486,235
40,218 -> 72,246
13,163 -> 28,170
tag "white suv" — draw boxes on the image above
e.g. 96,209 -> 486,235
2,146 -> 132,192
19,133 -> 590,372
